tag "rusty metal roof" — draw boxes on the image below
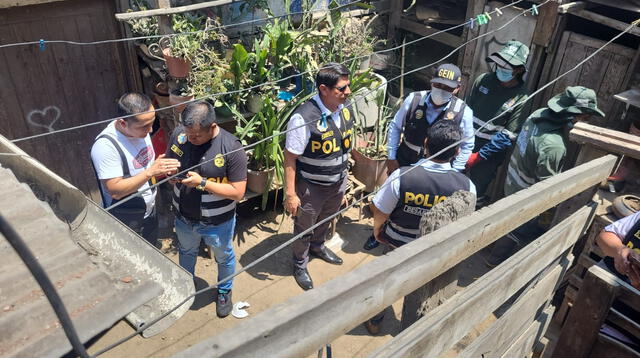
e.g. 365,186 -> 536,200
0,166 -> 162,357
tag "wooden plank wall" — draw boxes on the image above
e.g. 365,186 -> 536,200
0,0 -> 137,200
537,31 -> 635,123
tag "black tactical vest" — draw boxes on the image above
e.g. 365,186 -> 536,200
169,127 -> 239,225
384,165 -> 470,243
604,216 -> 640,281
397,91 -> 466,166
294,99 -> 354,186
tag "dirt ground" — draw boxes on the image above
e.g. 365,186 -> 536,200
88,199 -> 491,358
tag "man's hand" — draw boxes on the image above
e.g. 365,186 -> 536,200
465,152 -> 482,171
386,159 -> 399,175
627,251 -> 640,289
285,193 -> 301,216
180,171 -> 203,188
147,154 -> 181,178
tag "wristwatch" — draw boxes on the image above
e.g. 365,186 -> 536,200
196,178 -> 207,191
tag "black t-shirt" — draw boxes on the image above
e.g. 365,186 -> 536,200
167,126 -> 247,221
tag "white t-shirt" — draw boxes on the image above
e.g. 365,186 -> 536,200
285,94 -> 344,155
90,121 -> 156,217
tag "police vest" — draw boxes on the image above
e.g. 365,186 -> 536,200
397,91 -> 466,166
384,165 -> 470,243
170,128 -> 238,225
294,99 -> 354,186
604,216 -> 640,281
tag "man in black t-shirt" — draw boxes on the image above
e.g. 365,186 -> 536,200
166,101 -> 247,318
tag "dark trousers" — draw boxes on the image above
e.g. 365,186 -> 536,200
469,138 -> 506,203
487,217 -> 543,265
119,208 -> 159,248
292,176 -> 346,269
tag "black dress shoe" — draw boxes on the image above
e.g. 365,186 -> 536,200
363,235 -> 380,250
294,267 -> 313,290
311,247 -> 343,265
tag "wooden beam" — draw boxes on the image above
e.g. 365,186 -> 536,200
398,17 -> 463,48
115,0 -> 234,21
552,265 -> 621,358
557,1 -> 590,14
460,264 -> 566,357
0,0 -> 64,9
532,0 -> 559,47
570,122 -> 640,159
570,9 -> 640,37
387,0 -> 403,43
176,156 -> 616,358
157,0 -> 172,35
371,207 -> 591,358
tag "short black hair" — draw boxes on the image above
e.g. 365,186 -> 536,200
182,101 -> 216,129
117,93 -> 152,122
426,120 -> 461,161
316,62 -> 350,90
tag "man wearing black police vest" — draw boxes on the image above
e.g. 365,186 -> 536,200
365,120 -> 476,334
364,63 -> 475,250
166,101 -> 247,318
284,62 -> 354,290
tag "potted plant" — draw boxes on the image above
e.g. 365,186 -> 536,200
352,90 -> 398,192
235,92 -> 313,209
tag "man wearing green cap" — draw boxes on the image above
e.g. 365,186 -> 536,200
485,86 -> 605,266
465,40 -> 530,207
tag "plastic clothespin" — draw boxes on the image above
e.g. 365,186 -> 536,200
495,7 -> 503,16
484,12 -> 492,21
469,17 -> 475,29
531,4 -> 539,15
476,14 -> 487,25
39,39 -> 45,52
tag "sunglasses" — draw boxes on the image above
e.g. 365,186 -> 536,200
334,83 -> 350,92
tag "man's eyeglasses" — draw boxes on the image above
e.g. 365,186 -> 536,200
334,83 -> 350,93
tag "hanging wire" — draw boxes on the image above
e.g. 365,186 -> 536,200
91,3 -> 565,355
0,0 -> 364,49
104,0 -> 544,214
9,0 -> 525,144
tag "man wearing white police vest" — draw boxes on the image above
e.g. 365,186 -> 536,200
284,63 -> 354,291
364,120 -> 475,334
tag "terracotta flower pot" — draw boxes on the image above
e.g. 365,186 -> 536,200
247,167 -> 275,194
351,147 -> 388,192
169,92 -> 194,116
162,48 -> 190,78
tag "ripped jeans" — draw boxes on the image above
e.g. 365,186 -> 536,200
174,215 -> 236,291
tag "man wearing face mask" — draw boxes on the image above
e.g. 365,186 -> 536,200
386,63 -> 474,173
465,40 -> 530,207
485,86 -> 605,266
366,64 -> 473,251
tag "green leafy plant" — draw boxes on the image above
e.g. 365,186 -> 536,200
354,89 -> 399,160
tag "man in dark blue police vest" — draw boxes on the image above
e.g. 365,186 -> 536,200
364,120 -> 476,334
284,62 -> 354,290
597,211 -> 640,289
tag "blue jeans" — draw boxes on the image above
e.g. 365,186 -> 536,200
174,215 -> 236,291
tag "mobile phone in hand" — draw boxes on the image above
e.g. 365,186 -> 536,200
629,254 -> 640,268
173,173 -> 189,181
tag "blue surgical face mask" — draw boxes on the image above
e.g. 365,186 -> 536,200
496,67 -> 514,82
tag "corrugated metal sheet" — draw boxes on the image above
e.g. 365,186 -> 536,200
0,167 -> 163,357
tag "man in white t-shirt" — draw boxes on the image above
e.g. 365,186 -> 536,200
91,93 -> 180,246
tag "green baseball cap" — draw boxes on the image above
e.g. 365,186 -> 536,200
547,86 -> 605,117
487,40 -> 530,68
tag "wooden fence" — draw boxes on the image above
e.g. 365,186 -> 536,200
175,153 -> 617,357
